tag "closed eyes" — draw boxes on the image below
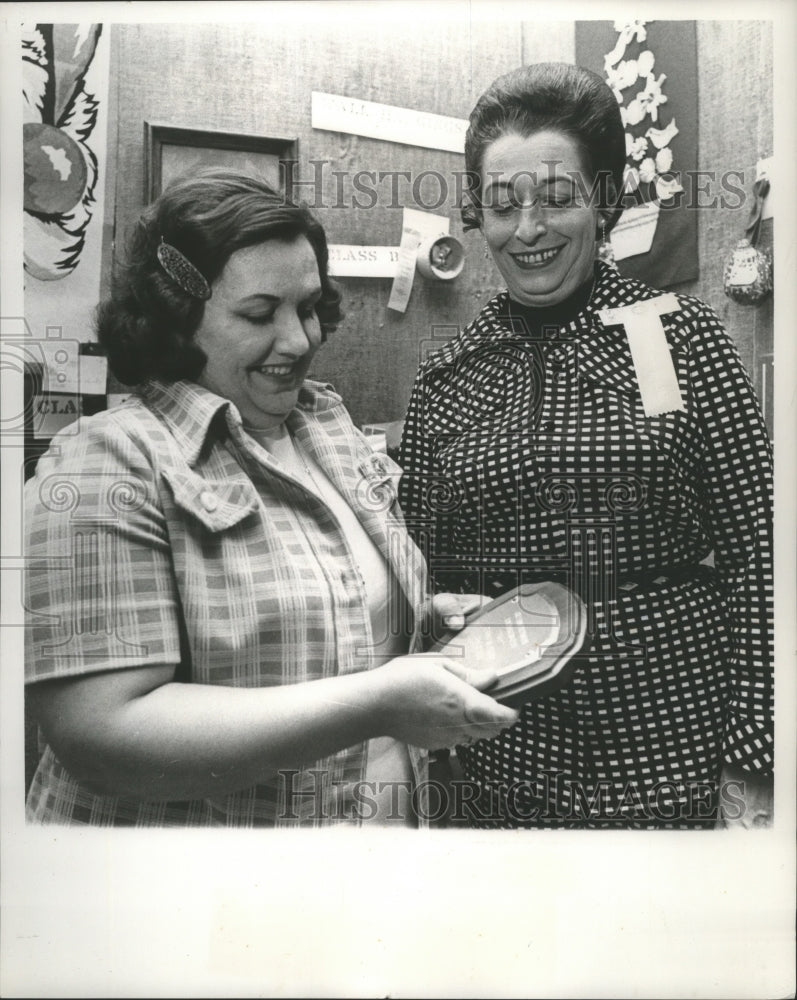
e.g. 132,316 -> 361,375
239,301 -> 319,325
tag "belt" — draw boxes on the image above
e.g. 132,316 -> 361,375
518,564 -> 707,590
503,564 -> 708,594
615,564 -> 708,593
436,564 -> 710,597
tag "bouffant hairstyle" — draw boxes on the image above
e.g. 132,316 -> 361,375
96,168 -> 343,386
461,62 -> 626,232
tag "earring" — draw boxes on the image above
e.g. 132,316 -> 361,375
483,239 -> 492,260
597,218 -> 616,268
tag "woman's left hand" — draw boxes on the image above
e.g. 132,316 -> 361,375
429,593 -> 486,636
716,763 -> 774,829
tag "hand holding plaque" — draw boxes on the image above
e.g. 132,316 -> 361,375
428,583 -> 588,707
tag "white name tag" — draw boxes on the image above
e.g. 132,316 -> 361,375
598,294 -> 685,417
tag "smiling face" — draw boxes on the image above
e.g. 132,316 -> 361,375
480,130 -> 601,307
194,237 -> 323,431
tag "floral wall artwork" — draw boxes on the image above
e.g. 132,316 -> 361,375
22,23 -> 111,345
23,24 -> 104,279
576,20 -> 699,287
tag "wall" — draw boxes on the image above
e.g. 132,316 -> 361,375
104,17 -> 773,429
106,18 -> 557,426
672,20 -> 773,429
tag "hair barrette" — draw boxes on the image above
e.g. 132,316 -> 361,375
156,238 -> 212,301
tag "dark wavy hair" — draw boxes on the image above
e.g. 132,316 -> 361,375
462,62 -> 626,233
96,168 -> 343,386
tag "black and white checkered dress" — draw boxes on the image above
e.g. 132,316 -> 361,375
398,261 -> 773,828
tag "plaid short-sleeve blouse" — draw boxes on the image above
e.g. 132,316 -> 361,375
398,261 -> 773,828
25,379 -> 429,826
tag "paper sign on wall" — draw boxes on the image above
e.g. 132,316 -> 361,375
756,157 -> 773,220
38,344 -> 108,394
107,393 -> 133,408
387,209 -> 450,313
312,91 -> 467,154
32,394 -> 82,439
328,245 -> 400,278
39,341 -> 80,393
610,202 -> 660,262
78,354 -> 108,394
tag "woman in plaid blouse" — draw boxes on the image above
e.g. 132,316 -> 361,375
398,64 -> 773,829
24,169 -> 517,827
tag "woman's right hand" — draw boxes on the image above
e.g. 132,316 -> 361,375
372,655 -> 519,750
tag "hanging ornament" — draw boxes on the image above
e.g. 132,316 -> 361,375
723,177 -> 773,305
597,219 -> 617,267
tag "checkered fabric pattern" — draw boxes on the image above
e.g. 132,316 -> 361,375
25,379 -> 428,826
398,261 -> 773,829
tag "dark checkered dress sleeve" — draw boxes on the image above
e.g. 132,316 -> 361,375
690,305 -> 773,774
397,372 -> 431,537
399,360 -> 478,595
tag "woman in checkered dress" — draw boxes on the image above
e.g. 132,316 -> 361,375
398,64 -> 773,829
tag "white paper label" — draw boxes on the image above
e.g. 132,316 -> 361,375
312,91 -> 468,154
39,341 -> 80,393
610,201 -> 660,262
32,393 -> 82,439
387,209 -> 450,313
328,245 -> 400,278
756,156 -> 773,220
599,294 -> 684,417
78,354 -> 108,394
107,393 -> 133,408
37,344 -> 107,394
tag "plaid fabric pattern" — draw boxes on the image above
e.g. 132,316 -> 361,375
25,379 -> 428,826
398,261 -> 773,828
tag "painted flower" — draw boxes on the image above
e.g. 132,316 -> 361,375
636,49 -> 655,76
655,176 -> 684,201
611,20 -> 648,43
655,147 -> 673,173
622,99 -> 646,127
636,72 -> 668,123
605,21 -> 648,72
605,24 -> 680,210
638,157 -> 657,183
626,135 -> 649,162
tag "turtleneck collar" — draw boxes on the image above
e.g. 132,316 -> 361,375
498,274 -> 595,334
